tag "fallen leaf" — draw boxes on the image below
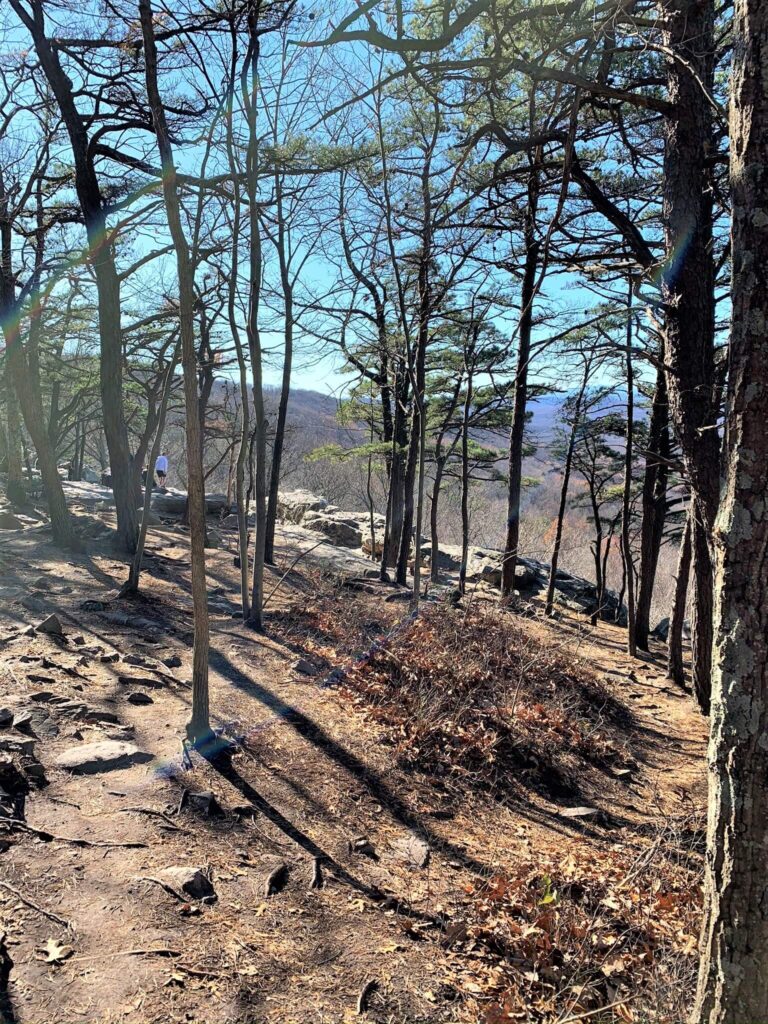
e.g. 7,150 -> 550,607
40,938 -> 74,964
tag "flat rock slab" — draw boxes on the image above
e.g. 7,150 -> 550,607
557,806 -> 601,821
55,741 -> 152,774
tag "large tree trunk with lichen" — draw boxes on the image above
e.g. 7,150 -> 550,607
691,2 -> 768,1018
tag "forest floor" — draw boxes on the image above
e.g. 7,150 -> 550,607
0,505 -> 707,1024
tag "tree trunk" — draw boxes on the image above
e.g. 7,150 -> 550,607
4,364 -> 25,505
661,0 -> 719,710
691,2 -> 768,1015
429,459 -> 445,584
124,346 -> 178,594
667,513 -> 691,688
502,171 -> 539,597
622,283 -> 636,655
381,366 -> 408,576
13,0 -> 138,553
546,360 -> 591,616
459,365 -> 473,595
690,514 -> 714,713
635,363 -> 670,649
265,173 -> 293,566
139,0 -> 210,746
243,28 -> 268,632
0,176 -> 77,545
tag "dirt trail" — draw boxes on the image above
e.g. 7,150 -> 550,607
0,519 -> 707,1023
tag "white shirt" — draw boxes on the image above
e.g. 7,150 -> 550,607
155,455 -> 169,474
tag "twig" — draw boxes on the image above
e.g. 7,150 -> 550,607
0,819 -> 147,849
70,948 -> 181,964
357,978 -> 378,1014
0,880 -> 70,929
175,963 -> 220,978
116,807 -> 188,833
558,999 -> 630,1023
262,541 -> 326,610
309,856 -> 323,890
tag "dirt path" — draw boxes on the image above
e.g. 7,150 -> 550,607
0,521 -> 707,1023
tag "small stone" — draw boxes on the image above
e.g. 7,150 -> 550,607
54,740 -> 152,774
126,692 -> 154,706
0,736 -> 35,755
292,658 -> 316,676
11,711 -> 35,734
31,577 -> 53,591
180,790 -> 221,817
100,652 -> 120,664
28,690 -> 57,702
72,635 -> 86,646
392,835 -> 430,868
36,614 -> 64,636
80,599 -> 109,612
350,836 -> 377,859
0,709 -> 13,727
162,655 -> 182,669
159,866 -> 216,901
22,595 -> 49,613
24,762 -> 47,783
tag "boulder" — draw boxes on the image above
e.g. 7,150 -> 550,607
0,512 -> 23,531
362,536 -> 384,558
137,508 -> 161,527
205,493 -> 230,514
420,543 -> 462,571
150,489 -> 188,515
479,561 -> 502,588
149,489 -> 228,516
159,866 -> 215,901
277,489 -> 329,524
54,740 -> 152,774
302,511 -> 363,548
652,617 -> 670,641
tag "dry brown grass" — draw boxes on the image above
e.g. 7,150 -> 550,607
343,605 -> 635,801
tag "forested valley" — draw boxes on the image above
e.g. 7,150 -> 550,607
0,1 -> 766,1021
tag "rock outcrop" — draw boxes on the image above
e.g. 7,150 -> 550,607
276,489 -> 329,524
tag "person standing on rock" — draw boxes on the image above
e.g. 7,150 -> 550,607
155,452 -> 169,489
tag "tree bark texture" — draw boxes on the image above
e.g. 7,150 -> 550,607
691,2 -> 768,1017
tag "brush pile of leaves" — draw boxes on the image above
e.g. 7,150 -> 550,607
453,830 -> 703,1022
343,605 -> 633,798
